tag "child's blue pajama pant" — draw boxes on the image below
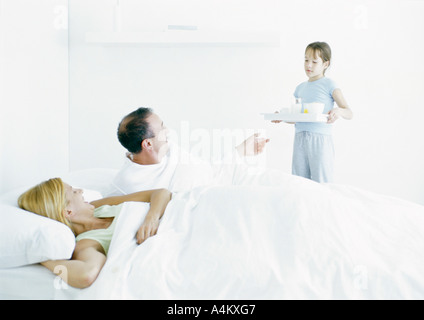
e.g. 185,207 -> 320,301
292,131 -> 334,183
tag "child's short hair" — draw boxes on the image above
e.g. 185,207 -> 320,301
305,42 -> 332,74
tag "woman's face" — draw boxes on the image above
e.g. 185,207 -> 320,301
64,183 -> 95,218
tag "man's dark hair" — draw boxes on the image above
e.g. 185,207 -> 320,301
117,107 -> 154,154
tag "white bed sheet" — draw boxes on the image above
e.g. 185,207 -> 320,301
2,167 -> 424,299
0,264 -> 81,300
78,179 -> 424,299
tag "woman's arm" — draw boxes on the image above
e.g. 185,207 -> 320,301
328,88 -> 353,123
90,188 -> 173,244
41,239 -> 106,288
90,188 -> 170,208
135,189 -> 172,244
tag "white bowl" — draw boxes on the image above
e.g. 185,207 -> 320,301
303,102 -> 325,114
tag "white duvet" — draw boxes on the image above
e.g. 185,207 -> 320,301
77,174 -> 424,299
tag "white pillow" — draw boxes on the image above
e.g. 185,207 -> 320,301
0,204 -> 75,268
0,187 -> 103,269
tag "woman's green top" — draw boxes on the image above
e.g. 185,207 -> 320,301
75,204 -> 123,255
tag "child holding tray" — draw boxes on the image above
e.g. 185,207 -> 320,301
275,42 -> 353,183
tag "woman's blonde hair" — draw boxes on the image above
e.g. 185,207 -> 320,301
18,178 -> 74,233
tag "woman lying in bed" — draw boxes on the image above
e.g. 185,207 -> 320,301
18,178 -> 172,288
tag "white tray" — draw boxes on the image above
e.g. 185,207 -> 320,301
261,113 -> 328,122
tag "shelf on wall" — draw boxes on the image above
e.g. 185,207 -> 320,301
85,30 -> 280,47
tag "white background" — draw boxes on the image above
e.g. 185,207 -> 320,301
0,0 -> 69,193
1,0 -> 423,205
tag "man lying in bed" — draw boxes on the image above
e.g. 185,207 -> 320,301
18,178 -> 172,288
107,107 -> 271,196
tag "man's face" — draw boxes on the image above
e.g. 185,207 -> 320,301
146,113 -> 169,162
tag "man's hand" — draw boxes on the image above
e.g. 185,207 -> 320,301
236,133 -> 270,157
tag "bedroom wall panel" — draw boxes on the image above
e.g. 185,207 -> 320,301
0,0 -> 69,194
67,0 -> 424,205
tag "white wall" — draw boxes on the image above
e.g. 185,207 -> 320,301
1,0 -> 422,206
275,0 -> 424,204
0,0 -> 69,194
68,0 -> 424,205
68,0 -> 282,171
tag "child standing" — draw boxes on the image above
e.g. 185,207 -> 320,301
286,42 -> 353,183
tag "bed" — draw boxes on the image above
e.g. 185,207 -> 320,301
1,167 -> 424,299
